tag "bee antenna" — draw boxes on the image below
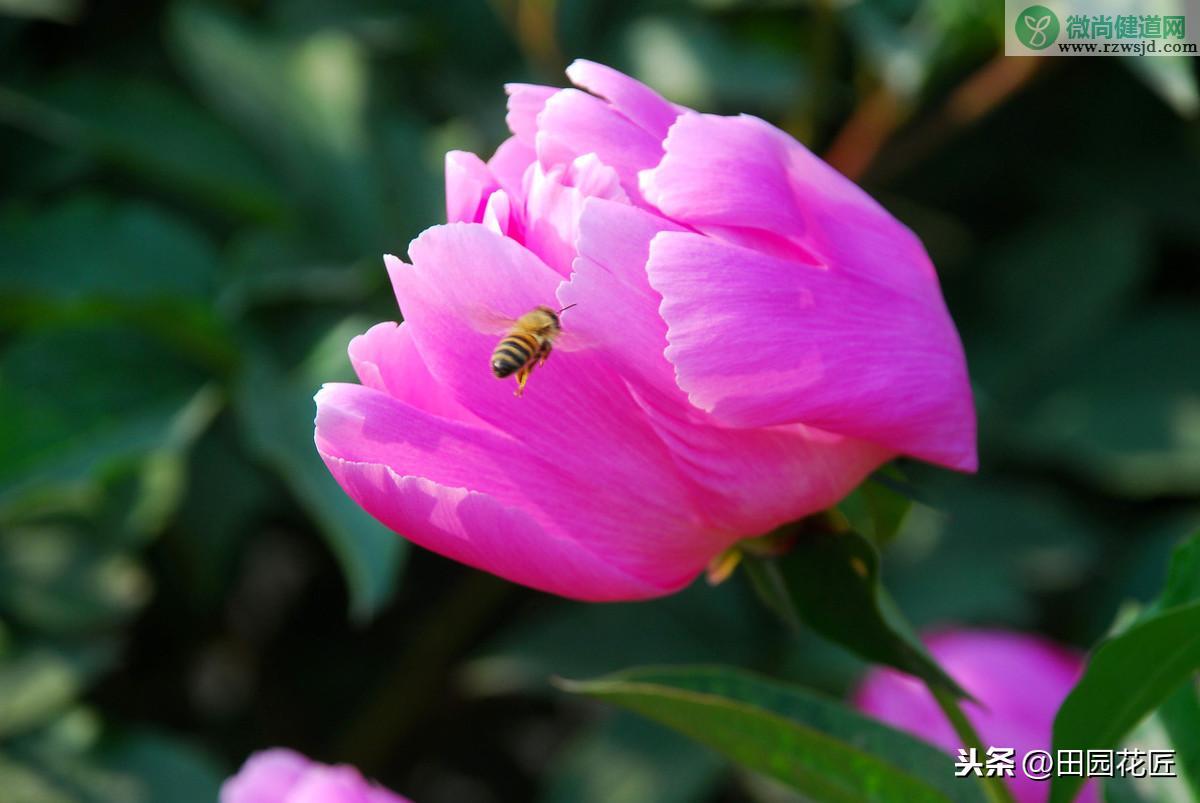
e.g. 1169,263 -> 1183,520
558,303 -> 578,313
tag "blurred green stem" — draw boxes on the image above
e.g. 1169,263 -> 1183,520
930,685 -> 1019,803
487,0 -> 564,77
334,571 -> 511,771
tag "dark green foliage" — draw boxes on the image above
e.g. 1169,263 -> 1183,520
561,666 -> 985,803
1050,533 -> 1200,803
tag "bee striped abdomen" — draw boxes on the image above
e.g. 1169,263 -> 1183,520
488,304 -> 569,396
491,331 -> 540,378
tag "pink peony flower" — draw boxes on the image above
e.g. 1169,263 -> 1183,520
220,749 -> 411,803
853,628 -> 1095,803
314,60 -> 976,600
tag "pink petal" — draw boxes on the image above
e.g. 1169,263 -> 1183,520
323,220 -> 892,598
319,446 -> 670,601
367,786 -> 412,803
481,189 -> 511,237
535,88 -> 663,196
646,231 -> 977,471
559,197 -> 684,394
639,114 -> 802,240
523,154 -> 626,276
322,225 -> 736,595
560,199 -> 888,533
444,150 -> 497,224
920,630 -> 1085,735
487,136 -> 535,204
624,383 -> 889,537
391,228 -> 716,560
564,152 -> 627,202
854,666 -> 957,748
287,765 -> 376,803
855,629 -> 1095,803
317,382 -> 569,520
573,197 -> 678,299
641,112 -> 942,298
315,383 -> 679,598
347,321 -> 483,426
565,59 -> 679,142
390,225 -> 666,478
504,83 -> 556,144
220,749 -> 311,803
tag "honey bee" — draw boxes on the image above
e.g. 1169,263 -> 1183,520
488,304 -> 577,396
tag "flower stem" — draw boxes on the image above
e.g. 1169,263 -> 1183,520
930,684 -> 1020,803
878,586 -> 1018,803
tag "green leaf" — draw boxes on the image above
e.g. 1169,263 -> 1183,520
233,345 -> 403,619
0,197 -> 237,372
92,729 -> 226,803
0,0 -> 79,22
540,712 -> 723,803
1141,531 -> 1200,798
0,752 -> 74,803
1147,532 -> 1200,616
166,2 -> 385,252
839,2 -> 936,99
222,231 -> 384,314
1049,602 -> 1200,803
1125,58 -> 1199,119
886,476 -> 1096,628
772,529 -> 969,697
861,483 -> 911,545
2,76 -> 287,222
966,208 -> 1149,404
622,16 -> 807,113
471,579 -> 773,695
1158,682 -> 1200,795
837,472 -> 912,546
0,651 -> 82,740
559,665 -> 985,803
0,196 -> 217,305
0,325 -> 209,508
0,526 -> 151,635
1003,310 -> 1200,498
0,645 -> 111,739
3,711 -> 224,803
169,422 -> 274,606
742,552 -> 803,633
121,384 -> 224,540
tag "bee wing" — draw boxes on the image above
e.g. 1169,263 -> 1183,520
552,330 -> 595,353
466,306 -> 594,351
465,307 -> 517,336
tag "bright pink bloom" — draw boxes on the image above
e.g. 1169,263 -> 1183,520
315,60 -> 975,600
853,629 -> 1095,803
221,749 -> 410,803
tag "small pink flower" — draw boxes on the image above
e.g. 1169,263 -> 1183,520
315,61 -> 976,601
853,628 -> 1096,803
221,749 -> 411,803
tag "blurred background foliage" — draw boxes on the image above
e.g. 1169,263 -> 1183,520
0,0 -> 1198,801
